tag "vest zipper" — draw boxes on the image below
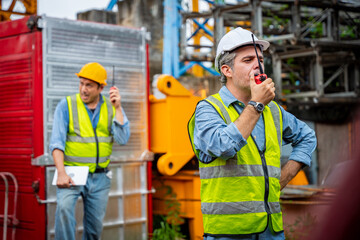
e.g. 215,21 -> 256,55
250,134 -> 271,215
259,151 -> 271,214
93,127 -> 100,168
234,104 -> 272,215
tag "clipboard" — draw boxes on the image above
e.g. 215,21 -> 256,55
52,166 -> 89,186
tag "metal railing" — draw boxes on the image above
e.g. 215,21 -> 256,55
0,172 -> 18,240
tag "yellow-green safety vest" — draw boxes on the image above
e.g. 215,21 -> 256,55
64,94 -> 115,173
188,93 -> 283,236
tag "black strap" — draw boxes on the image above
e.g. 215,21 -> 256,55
94,168 -> 108,173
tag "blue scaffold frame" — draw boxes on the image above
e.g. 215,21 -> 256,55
106,0 -> 118,11
163,0 -> 220,78
107,0 -> 220,78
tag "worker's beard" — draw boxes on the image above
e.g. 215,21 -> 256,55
80,92 -> 98,105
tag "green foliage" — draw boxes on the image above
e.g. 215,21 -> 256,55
340,25 -> 357,38
286,58 -> 295,66
301,16 -> 324,38
151,184 -> 186,240
285,58 -> 297,85
310,21 -> 323,38
163,185 -> 184,227
152,216 -> 185,240
263,8 -> 289,31
279,4 -> 289,11
289,72 -> 297,85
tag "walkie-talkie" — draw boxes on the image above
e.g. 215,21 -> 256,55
251,34 -> 267,84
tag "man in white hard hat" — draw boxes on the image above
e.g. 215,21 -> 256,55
50,62 -> 130,239
188,28 -> 317,239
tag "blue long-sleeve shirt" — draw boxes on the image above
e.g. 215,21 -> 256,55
49,94 -> 130,153
194,86 -> 316,166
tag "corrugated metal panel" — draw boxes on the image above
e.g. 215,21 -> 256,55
40,17 -> 149,240
41,16 -> 148,161
47,27 -> 143,63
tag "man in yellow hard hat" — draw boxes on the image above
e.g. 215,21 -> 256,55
50,62 -> 130,239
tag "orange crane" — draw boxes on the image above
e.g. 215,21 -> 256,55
150,75 -> 204,239
0,0 -> 36,21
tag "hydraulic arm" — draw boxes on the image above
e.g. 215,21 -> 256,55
150,74 -> 202,175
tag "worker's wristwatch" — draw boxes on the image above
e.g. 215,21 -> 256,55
248,101 -> 265,113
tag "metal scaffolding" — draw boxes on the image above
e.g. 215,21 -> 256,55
167,0 -> 360,108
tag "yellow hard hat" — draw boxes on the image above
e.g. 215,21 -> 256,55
75,62 -> 107,85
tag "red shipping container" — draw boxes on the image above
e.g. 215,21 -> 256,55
0,16 -> 151,240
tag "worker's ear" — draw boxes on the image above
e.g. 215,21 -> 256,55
221,64 -> 233,78
99,84 -> 105,91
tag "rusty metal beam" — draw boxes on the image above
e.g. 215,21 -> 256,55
262,0 -> 360,13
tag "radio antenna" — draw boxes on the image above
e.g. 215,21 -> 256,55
251,34 -> 264,75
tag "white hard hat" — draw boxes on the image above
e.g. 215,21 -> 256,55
215,27 -> 270,73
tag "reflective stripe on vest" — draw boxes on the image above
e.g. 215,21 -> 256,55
199,164 -> 281,179
201,201 -> 281,215
187,93 -> 283,236
64,94 -> 115,173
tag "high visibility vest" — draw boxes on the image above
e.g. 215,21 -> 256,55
188,93 -> 283,236
64,94 -> 115,173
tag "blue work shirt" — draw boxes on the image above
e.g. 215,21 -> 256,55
49,94 -> 130,153
194,86 -> 317,166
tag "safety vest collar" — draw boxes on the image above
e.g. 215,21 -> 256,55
217,85 -> 245,108
69,94 -> 114,137
206,93 -> 282,149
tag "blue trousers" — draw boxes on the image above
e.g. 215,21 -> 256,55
55,172 -> 111,240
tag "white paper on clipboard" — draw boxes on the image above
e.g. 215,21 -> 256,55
52,166 -> 89,186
